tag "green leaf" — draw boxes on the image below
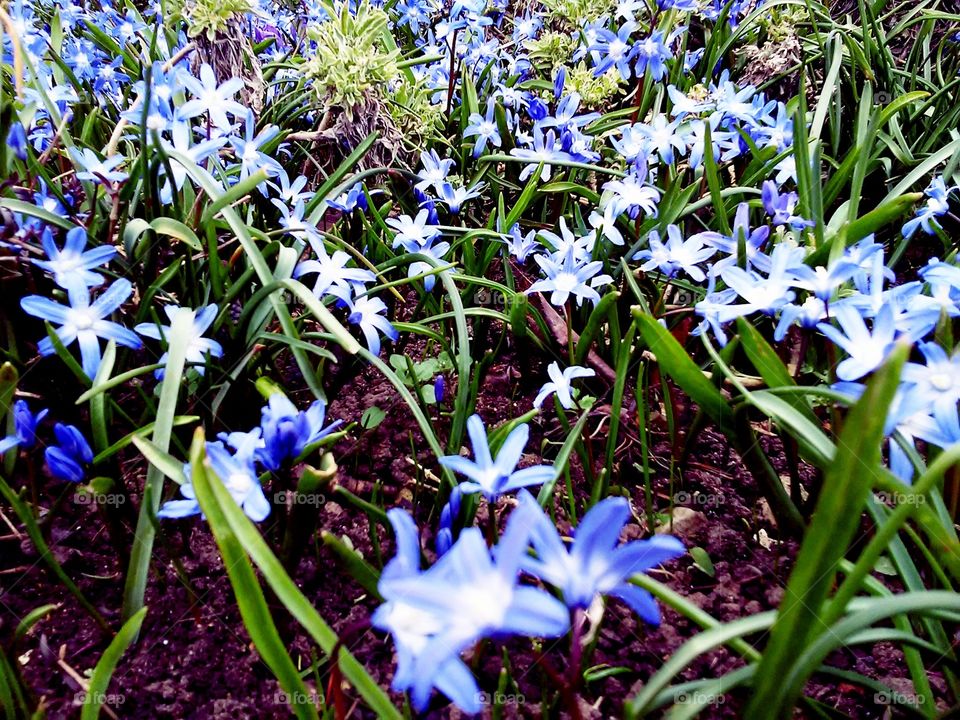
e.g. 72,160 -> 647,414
361,406 -> 386,429
689,547 -> 715,577
130,436 -> 188,485
702,124 -> 730,235
746,343 -> 909,719
195,432 -> 402,718
123,217 -> 202,253
14,604 -> 58,644
81,608 -> 148,720
321,532 -> 381,598
188,433 -> 320,720
633,310 -> 733,429
201,169 -> 271,223
1,363 -> 16,477
0,198 -> 75,230
123,309 -> 194,620
537,410 -> 592,506
627,613 -> 776,718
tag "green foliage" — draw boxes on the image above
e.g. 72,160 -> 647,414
180,0 -> 255,40
303,1 -> 399,113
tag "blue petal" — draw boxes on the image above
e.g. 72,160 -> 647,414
607,584 -> 662,625
383,508 -> 421,579
570,496 -> 630,564
501,586 -> 571,638
90,278 -> 133,317
157,499 -> 201,519
20,295 -> 69,324
77,330 -> 102,379
433,657 -> 482,714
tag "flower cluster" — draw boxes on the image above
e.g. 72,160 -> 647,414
159,394 -> 341,521
374,490 -> 684,712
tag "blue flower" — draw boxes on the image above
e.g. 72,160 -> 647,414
372,508 -> 481,712
157,122 -> 226,204
414,149 -> 455,194
754,102 -> 793,151
633,224 -> 715,282
505,223 -> 540,261
534,362 -> 595,409
588,204 -> 625,246
698,202 -> 770,273
327,181 -> 368,213
603,166 -> 661,220
180,63 -> 248,131
527,245 -> 612,307
256,394 -> 341,472
510,127 -> 574,182
158,442 -> 271,522
387,209 -> 441,248
638,115 -> 687,164
587,22 -> 637,82
715,244 -> 799,318
510,490 -> 685,623
539,93 -> 600,131
464,100 -> 501,157
817,304 -> 897,381
228,110 -> 282,182
273,198 -> 321,242
0,436 -> 17,456
375,502 -> 570,713
435,182 -> 484,214
294,247 -> 375,299
395,0 -> 431,34
393,226 -> 451,292
774,296 -> 827,341
435,484 -> 462,556
439,414 -> 554,500
21,279 -> 143,379
761,180 -> 813,230
70,147 -> 128,185
537,216 -> 596,261
270,170 -> 314,205
902,176 -> 954,238
342,295 -> 399,356
134,304 -> 224,379
634,29 -> 672,81
45,423 -> 93,483
14,400 -> 48,449
33,227 -> 116,290
899,342 -> 960,423
788,258 -> 859,301
6,122 -> 27,160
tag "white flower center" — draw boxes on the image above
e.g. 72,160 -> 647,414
224,472 -> 253,495
69,308 -> 96,331
452,574 -> 511,631
553,272 -> 579,294
51,251 -> 83,276
930,373 -> 953,392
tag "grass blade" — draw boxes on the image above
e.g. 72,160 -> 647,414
80,608 -> 148,720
